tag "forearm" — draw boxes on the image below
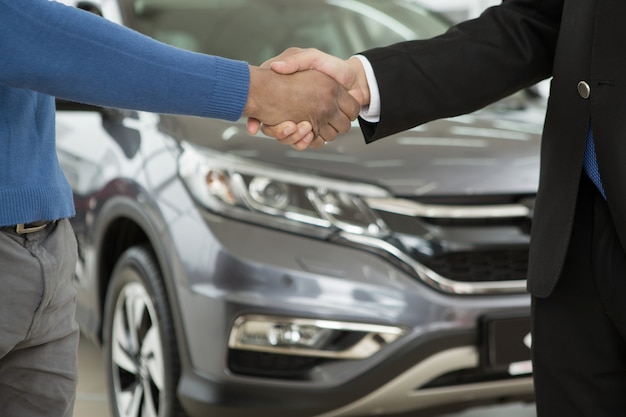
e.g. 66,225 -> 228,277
0,0 -> 249,121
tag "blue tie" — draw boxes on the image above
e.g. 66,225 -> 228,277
583,125 -> 606,198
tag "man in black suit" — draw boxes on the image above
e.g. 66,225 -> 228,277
249,0 -> 626,415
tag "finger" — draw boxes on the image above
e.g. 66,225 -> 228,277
262,122 -> 314,145
260,123 -> 291,140
328,112 -> 354,135
290,132 -> 316,151
317,123 -> 339,145
247,118 -> 262,135
295,121 -> 314,139
326,90 -> 360,134
261,124 -> 297,143
281,123 -> 314,144
289,132 -> 316,150
338,89 -> 362,122
273,121 -> 298,139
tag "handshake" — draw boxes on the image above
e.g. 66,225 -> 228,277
242,48 -> 370,150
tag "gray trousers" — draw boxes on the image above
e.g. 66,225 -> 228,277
0,219 -> 79,417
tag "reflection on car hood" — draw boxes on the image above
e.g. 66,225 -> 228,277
162,104 -> 544,198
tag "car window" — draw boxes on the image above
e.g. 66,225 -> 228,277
126,0 -> 449,64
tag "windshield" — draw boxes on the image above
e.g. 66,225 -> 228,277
126,0 -> 449,64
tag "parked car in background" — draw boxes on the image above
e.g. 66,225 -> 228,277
56,0 -> 544,416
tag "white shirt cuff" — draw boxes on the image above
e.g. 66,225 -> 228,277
353,55 -> 381,123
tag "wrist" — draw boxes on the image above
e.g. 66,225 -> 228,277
347,56 -> 371,107
243,66 -> 265,119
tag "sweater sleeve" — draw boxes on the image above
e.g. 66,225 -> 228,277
0,0 -> 249,121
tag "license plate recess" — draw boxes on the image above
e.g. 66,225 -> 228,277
481,313 -> 532,375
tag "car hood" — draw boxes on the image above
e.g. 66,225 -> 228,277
161,103 -> 544,198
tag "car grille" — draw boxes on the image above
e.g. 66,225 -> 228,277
360,195 -> 535,294
416,249 -> 529,283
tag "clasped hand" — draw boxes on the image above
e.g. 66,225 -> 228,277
244,48 -> 369,150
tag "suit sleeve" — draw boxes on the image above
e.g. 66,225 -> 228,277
359,0 -> 564,142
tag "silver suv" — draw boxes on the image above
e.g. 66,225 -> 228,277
56,0 -> 542,416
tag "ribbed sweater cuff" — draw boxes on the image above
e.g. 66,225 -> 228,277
206,59 -> 250,122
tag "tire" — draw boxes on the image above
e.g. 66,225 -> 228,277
103,245 -> 186,417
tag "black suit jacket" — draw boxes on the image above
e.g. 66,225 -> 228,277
360,0 -> 626,297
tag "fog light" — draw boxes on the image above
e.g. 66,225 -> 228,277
228,315 -> 406,359
267,323 -> 334,349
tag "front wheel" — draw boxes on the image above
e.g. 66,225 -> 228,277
102,245 -> 185,417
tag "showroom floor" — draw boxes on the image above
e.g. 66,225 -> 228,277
74,335 -> 111,417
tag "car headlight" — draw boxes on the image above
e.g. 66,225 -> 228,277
178,142 -> 391,238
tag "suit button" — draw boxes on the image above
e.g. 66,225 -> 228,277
578,81 -> 591,99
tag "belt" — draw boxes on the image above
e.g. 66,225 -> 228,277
7,221 -> 54,235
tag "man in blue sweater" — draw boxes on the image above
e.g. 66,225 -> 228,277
0,0 -> 358,415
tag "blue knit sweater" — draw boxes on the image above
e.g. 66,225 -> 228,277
0,0 -> 250,226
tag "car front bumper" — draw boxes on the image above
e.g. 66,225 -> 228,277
167,212 -> 533,417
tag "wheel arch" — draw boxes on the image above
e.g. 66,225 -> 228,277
92,194 -> 189,366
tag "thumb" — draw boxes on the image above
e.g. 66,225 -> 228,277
260,47 -> 305,72
270,59 -> 301,75
271,49 -> 353,94
269,48 -> 326,75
